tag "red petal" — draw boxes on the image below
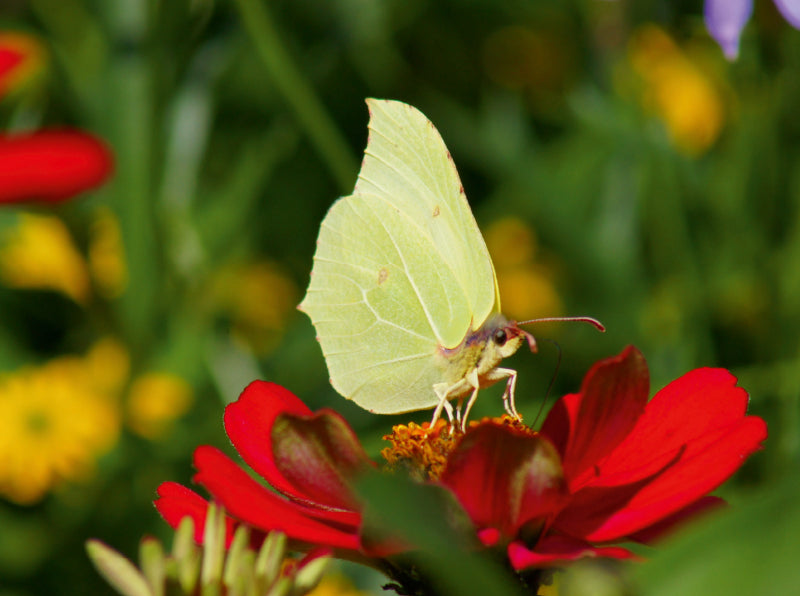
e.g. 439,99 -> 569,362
594,368 -> 752,482
224,381 -> 315,502
0,130 -> 113,203
477,527 -> 501,547
272,410 -> 372,510
540,346 -> 649,491
578,415 -> 766,541
191,446 -> 362,551
555,368 -> 768,541
154,482 -> 238,546
440,423 -> 565,539
507,536 -> 636,570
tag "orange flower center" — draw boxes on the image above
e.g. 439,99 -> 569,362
381,415 -> 535,481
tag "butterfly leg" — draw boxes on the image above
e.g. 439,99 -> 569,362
477,367 -> 520,419
459,369 -> 482,432
431,383 -> 456,429
495,368 -> 520,419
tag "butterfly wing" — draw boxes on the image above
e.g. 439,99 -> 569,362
300,99 -> 500,414
357,98 -> 501,337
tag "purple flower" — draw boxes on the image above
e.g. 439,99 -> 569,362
705,0 -> 800,59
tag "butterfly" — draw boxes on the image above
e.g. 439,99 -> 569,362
299,99 -> 602,430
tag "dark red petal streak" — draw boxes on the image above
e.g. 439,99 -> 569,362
441,423 -> 564,538
0,130 -> 113,203
541,346 -> 649,490
272,410 -> 372,510
154,482 -> 238,546
224,381 -> 315,502
507,536 -> 636,570
191,446 -> 361,550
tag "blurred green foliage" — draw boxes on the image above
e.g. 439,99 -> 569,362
0,0 -> 798,594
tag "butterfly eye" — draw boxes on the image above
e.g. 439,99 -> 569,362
493,329 -> 508,347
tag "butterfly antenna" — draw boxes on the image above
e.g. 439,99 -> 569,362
532,338 -> 562,428
518,316 -> 605,333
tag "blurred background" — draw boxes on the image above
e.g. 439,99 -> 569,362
0,0 -> 798,594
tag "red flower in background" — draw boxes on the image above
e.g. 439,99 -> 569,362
0,33 -> 112,204
155,347 -> 767,573
0,32 -> 44,98
0,130 -> 113,204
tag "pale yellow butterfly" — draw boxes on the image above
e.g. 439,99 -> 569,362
299,99 -> 602,429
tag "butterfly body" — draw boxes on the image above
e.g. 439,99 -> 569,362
432,314 -> 530,424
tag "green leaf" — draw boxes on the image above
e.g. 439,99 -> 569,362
634,474 -> 800,595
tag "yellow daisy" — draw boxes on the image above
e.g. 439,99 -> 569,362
0,350 -> 122,504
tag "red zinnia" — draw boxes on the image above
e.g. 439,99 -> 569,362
155,346 -> 766,575
0,130 -> 113,204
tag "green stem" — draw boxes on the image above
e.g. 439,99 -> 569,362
232,0 -> 356,193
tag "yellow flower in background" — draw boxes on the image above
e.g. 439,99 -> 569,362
486,215 -> 536,268
88,206 -> 128,298
126,373 -> 193,440
0,207 -> 128,304
0,213 -> 91,303
0,31 -> 46,99
213,261 -> 298,355
0,341 -> 123,504
79,337 -> 191,441
485,217 -> 563,322
76,336 -> 193,442
82,336 -> 192,441
84,336 -> 131,395
627,25 -> 726,155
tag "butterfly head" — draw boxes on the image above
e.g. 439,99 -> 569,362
491,319 -> 536,358
491,315 -> 606,361
470,316 -> 532,374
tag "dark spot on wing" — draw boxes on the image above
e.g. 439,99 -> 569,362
378,268 -> 389,285
432,205 -> 440,217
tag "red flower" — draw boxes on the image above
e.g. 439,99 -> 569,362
155,347 -> 767,575
510,346 -> 767,567
0,130 -> 113,204
157,383 -> 368,557
0,32 -> 44,99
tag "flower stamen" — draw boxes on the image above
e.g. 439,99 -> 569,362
381,415 -> 534,481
